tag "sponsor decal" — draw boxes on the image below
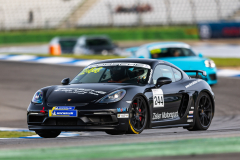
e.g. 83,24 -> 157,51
117,108 -> 127,112
153,112 -> 178,120
117,114 -> 129,118
187,119 -> 193,122
191,107 -> 194,109
53,106 -> 75,110
126,101 -> 132,103
152,89 -> 164,107
79,67 -> 103,75
54,88 -> 106,95
87,63 -> 151,69
187,115 -> 193,118
49,106 -> 77,117
189,111 -> 194,114
185,79 -> 202,88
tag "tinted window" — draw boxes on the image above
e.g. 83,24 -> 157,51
86,38 -> 111,46
172,68 -> 182,81
59,40 -> 77,49
152,65 -> 175,84
71,65 -> 150,84
150,48 -> 196,58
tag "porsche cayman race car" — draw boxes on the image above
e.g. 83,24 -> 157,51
27,58 -> 215,138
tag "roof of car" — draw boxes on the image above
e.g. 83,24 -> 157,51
142,42 -> 191,50
91,58 -> 171,66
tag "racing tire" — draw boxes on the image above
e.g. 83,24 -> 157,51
35,130 -> 61,138
105,131 -> 126,135
127,96 -> 148,134
187,92 -> 213,131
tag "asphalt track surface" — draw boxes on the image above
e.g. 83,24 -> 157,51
1,61 -> 240,159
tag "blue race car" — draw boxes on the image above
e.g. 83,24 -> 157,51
127,42 -> 217,85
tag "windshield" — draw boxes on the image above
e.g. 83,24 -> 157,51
59,39 -> 77,49
70,63 -> 151,84
149,47 -> 196,58
86,38 -> 111,46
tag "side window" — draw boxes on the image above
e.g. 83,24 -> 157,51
100,69 -> 111,82
152,65 -> 175,84
172,68 -> 182,81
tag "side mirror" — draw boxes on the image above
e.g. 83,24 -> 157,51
198,53 -> 203,57
155,77 -> 172,88
61,78 -> 70,85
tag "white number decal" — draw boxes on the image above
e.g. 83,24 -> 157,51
152,89 -> 164,107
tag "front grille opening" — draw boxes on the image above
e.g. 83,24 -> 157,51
87,115 -> 113,123
28,115 -> 45,123
56,119 -> 77,126
43,118 -> 81,126
209,74 -> 217,80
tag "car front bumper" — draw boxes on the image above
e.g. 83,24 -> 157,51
27,101 -> 131,132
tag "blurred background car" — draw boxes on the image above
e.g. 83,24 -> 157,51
73,35 -> 120,55
129,42 -> 217,85
49,35 -> 120,55
49,37 -> 78,55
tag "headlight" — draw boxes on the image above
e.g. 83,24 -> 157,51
97,89 -> 126,103
204,60 -> 216,68
32,90 -> 43,104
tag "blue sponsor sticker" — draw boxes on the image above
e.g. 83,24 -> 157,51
49,110 -> 77,117
54,106 -> 75,110
187,115 -> 193,118
117,108 -> 127,112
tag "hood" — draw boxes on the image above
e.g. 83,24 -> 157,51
159,57 -> 208,70
47,83 -> 125,104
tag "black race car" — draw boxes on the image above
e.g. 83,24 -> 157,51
27,58 -> 215,138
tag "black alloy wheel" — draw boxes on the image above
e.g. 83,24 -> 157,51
127,96 -> 148,134
198,94 -> 212,127
187,92 -> 213,131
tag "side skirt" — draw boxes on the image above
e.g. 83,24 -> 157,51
151,124 -> 190,129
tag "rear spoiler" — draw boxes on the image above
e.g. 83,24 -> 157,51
183,70 -> 207,77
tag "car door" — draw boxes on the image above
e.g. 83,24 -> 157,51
150,65 -> 186,127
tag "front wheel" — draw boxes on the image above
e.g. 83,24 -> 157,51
35,130 -> 61,138
127,96 -> 148,134
187,92 -> 213,131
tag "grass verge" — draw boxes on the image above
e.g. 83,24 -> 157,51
210,58 -> 240,67
0,26 -> 198,44
1,136 -> 240,159
0,131 -> 35,138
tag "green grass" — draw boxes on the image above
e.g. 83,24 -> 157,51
0,26 -> 198,44
1,136 -> 240,159
0,131 -> 35,138
210,58 -> 240,67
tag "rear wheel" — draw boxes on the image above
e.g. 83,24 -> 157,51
35,130 -> 61,138
187,92 -> 213,131
127,96 -> 148,134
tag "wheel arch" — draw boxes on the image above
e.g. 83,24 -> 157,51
199,89 -> 215,118
133,93 -> 151,129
